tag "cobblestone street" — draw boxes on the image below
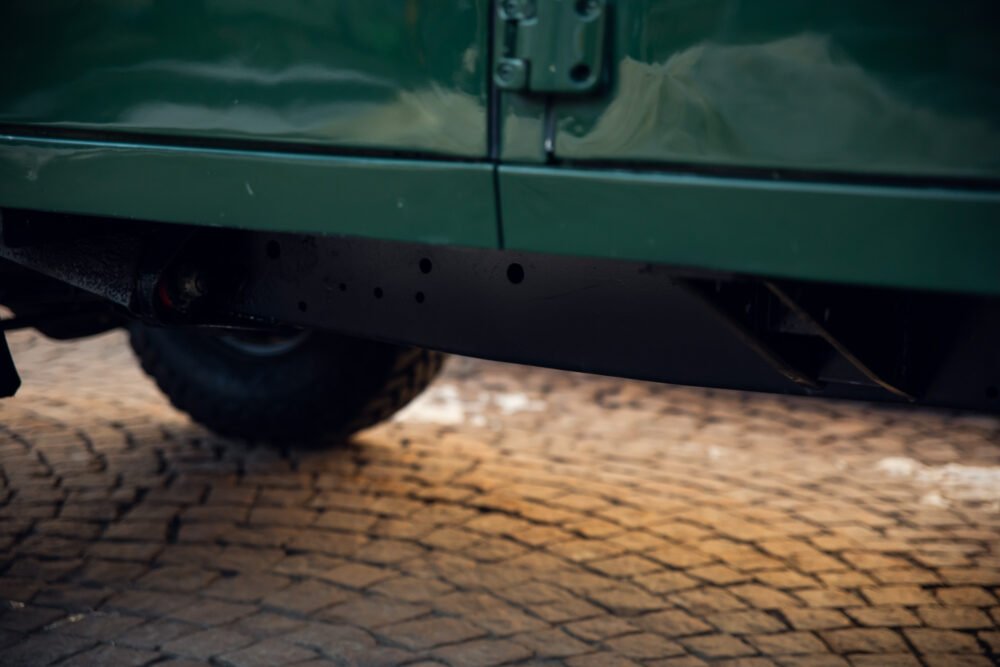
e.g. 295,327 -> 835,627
1,330 -> 998,667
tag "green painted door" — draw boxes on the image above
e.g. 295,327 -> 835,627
497,0 -> 1000,296
0,1 -> 490,157
549,0 -> 1000,179
0,1 -> 499,248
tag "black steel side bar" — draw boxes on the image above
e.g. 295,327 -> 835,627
209,231 -> 999,412
1,210 -> 998,413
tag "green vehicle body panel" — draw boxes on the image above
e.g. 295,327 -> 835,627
1,1 -> 999,295
550,0 -> 1000,179
0,1 -> 490,157
0,136 -> 497,248
499,166 -> 1000,296
5,132 -> 997,295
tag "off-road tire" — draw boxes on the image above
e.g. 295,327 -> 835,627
128,323 -> 445,443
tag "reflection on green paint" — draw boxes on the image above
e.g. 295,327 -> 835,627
0,0 -> 490,157
554,0 -> 1000,178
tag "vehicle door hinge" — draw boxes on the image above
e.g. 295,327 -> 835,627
494,0 -> 607,94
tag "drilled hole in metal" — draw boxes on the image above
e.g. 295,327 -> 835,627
570,63 -> 591,83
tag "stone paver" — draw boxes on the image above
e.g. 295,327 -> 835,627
0,330 -> 998,665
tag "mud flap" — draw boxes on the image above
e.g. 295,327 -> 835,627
0,332 -> 20,397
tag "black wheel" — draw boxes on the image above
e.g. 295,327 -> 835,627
128,323 -> 445,443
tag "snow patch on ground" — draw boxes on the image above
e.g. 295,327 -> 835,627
393,384 -> 468,425
875,456 -> 1000,509
393,383 -> 546,425
875,456 -> 924,477
493,392 -> 546,415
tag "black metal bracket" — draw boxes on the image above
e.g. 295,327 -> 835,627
765,282 -> 915,400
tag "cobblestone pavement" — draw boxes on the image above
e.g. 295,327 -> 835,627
1,330 -> 999,667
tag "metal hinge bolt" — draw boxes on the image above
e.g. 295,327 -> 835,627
494,0 -> 607,94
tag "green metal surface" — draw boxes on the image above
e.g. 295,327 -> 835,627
0,136 -> 496,247
1,0 -> 998,299
549,0 -> 1000,179
499,95 -> 549,163
0,1 -> 489,157
499,166 -> 1000,295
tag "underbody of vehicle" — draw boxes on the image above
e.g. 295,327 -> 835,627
1,1 -> 998,437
